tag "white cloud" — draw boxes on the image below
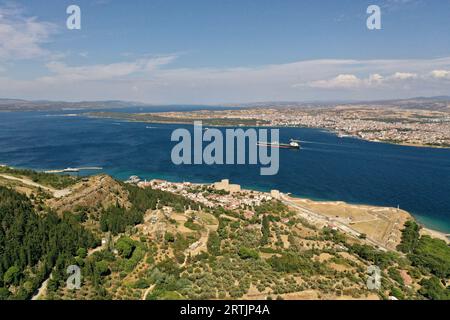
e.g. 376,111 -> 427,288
40,55 -> 177,83
368,73 -> 384,85
143,56 -> 177,72
300,71 -> 419,90
390,72 -> 417,80
307,74 -> 363,89
381,0 -> 422,11
0,4 -> 57,60
2,56 -> 450,104
431,70 -> 450,79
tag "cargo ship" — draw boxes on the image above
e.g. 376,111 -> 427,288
257,139 -> 300,149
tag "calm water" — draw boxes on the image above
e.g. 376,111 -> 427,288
1,108 -> 449,233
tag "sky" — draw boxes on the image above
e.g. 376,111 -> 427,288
1,0 -> 450,104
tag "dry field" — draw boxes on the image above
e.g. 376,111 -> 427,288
289,198 -> 411,250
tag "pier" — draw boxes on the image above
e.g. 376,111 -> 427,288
44,167 -> 103,173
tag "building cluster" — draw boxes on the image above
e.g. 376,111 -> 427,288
213,179 -> 241,193
270,108 -> 450,147
173,106 -> 450,147
271,110 -> 450,147
136,178 -> 280,211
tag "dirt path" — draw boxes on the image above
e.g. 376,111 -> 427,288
0,174 -> 71,198
281,196 -> 390,252
32,243 -> 105,300
31,277 -> 50,300
142,284 -> 156,300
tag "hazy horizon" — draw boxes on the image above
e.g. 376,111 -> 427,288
2,95 -> 450,107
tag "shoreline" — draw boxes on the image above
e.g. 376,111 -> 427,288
289,197 -> 450,245
143,174 -> 450,236
421,227 -> 450,243
2,163 -> 450,238
129,174 -> 450,245
81,113 -> 450,150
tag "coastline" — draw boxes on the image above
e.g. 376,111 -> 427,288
2,162 -> 450,239
82,112 -> 450,150
242,186 -> 450,245
130,174 -> 450,246
1,163 -> 449,245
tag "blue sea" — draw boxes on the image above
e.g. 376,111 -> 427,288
1,106 -> 449,233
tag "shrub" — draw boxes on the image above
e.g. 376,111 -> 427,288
238,247 -> 259,260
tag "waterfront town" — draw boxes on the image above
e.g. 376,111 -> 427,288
126,176 -> 420,252
144,104 -> 450,148
136,178 -> 278,211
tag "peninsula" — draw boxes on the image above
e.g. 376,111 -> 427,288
85,97 -> 450,148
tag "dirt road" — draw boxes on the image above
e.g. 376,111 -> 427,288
0,174 -> 71,198
281,196 -> 390,252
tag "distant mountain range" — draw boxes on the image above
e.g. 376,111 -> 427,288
1,96 -> 449,112
233,96 -> 450,111
0,99 -> 149,112
357,96 -> 450,110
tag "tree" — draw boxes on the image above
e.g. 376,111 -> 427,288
95,260 -> 110,276
390,287 -> 404,300
408,236 -> 450,278
397,221 -> 421,253
207,232 -> 221,256
99,206 -> 143,235
260,215 -> 270,245
77,248 -> 88,259
0,186 -> 97,299
3,266 -> 20,285
0,287 -> 10,300
165,232 -> 175,243
419,277 -> 449,300
238,247 -> 259,260
115,237 -> 135,258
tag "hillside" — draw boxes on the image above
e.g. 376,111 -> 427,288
47,175 -> 132,218
0,99 -> 148,112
